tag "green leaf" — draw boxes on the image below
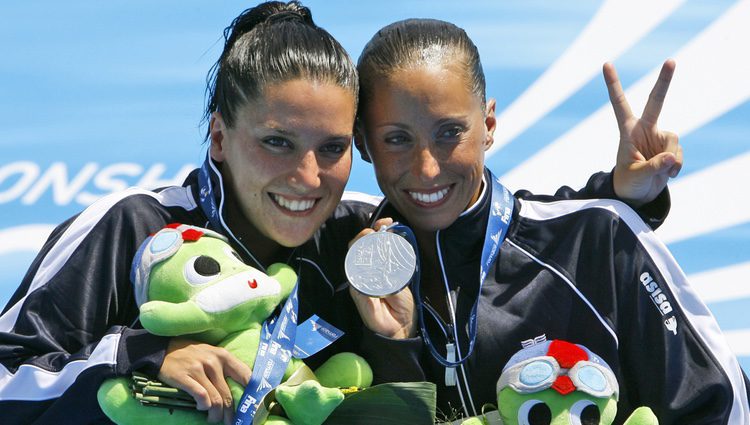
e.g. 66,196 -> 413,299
324,382 -> 436,424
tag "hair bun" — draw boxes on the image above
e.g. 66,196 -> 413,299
267,9 -> 306,24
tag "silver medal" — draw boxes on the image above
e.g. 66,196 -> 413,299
344,229 -> 417,297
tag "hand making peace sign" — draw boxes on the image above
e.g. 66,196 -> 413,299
607,59 -> 683,207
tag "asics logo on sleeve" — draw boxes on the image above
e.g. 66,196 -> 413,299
664,317 -> 678,335
640,271 -> 678,335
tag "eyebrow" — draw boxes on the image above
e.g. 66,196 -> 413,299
265,124 -> 352,142
265,125 -> 296,136
434,116 -> 470,126
375,116 -> 469,131
375,122 -> 410,130
328,133 -> 355,142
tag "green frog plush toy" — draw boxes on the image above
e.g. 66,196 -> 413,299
97,224 -> 372,425
462,339 -> 658,425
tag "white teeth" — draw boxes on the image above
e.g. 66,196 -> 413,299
409,187 -> 449,204
272,194 -> 315,212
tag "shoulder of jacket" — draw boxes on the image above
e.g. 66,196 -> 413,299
87,185 -> 197,216
517,198 -> 635,222
515,198 -> 653,244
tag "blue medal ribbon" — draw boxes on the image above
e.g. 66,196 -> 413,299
395,171 -> 514,367
234,283 -> 300,424
198,152 -> 224,233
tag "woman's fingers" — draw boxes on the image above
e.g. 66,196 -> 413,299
372,217 -> 395,231
641,59 -> 676,126
172,375 -> 213,412
349,284 -> 416,339
219,348 -> 253,387
670,142 -> 684,177
191,365 -> 230,423
348,217 -> 394,248
603,62 -> 634,133
158,339 -> 250,423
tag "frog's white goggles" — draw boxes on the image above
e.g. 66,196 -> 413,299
130,224 -> 227,307
496,356 -> 619,400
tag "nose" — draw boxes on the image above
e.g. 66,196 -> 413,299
411,147 -> 440,182
288,150 -> 321,191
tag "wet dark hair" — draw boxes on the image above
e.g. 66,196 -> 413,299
203,1 -> 358,141
356,18 -> 486,115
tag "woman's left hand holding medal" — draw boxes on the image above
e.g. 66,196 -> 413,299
346,218 -> 418,339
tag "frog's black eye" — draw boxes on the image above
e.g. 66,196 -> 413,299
194,256 -> 220,275
518,399 -> 551,425
184,255 -> 220,285
570,399 -> 600,425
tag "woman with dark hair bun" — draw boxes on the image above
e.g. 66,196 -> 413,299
350,18 -> 747,424
0,2 -> 366,424
0,3 -> 682,424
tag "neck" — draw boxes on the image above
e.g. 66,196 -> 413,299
414,228 -> 441,287
224,196 -> 287,268
414,228 -> 437,263
413,228 -> 453,321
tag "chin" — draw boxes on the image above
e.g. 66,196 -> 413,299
396,204 -> 459,233
272,228 -> 316,248
400,214 -> 451,233
271,216 -> 327,246
415,221 -> 450,233
267,205 -> 335,246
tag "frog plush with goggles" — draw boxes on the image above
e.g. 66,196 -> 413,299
463,339 -> 657,425
97,224 -> 372,425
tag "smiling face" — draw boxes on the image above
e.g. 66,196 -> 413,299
358,64 -> 496,232
210,78 -> 356,249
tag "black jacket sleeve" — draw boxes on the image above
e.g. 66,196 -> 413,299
0,193 -> 173,424
591,203 -> 748,424
514,170 -> 670,230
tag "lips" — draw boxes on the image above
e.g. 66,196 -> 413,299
270,193 -> 317,213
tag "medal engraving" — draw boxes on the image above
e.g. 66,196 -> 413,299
345,230 -> 416,297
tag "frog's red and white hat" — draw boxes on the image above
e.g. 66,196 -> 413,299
497,339 -> 619,400
130,223 -> 227,307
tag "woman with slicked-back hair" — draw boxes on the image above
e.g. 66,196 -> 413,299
349,18 -> 747,424
0,3 -> 679,424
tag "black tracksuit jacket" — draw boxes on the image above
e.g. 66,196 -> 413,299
360,168 -> 750,425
